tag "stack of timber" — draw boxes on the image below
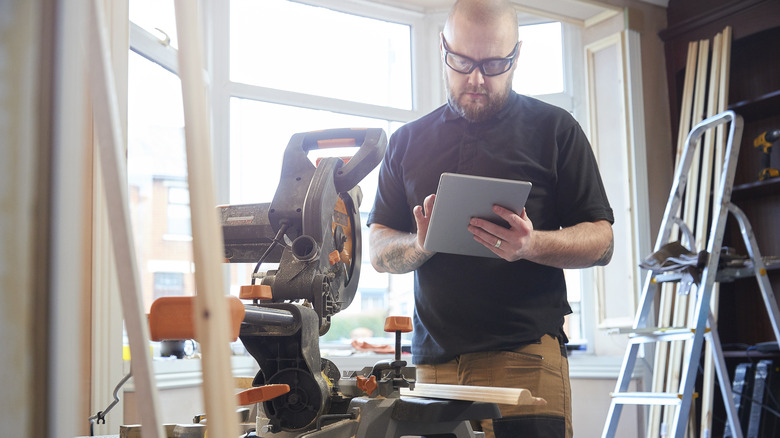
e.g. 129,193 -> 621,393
647,26 -> 732,438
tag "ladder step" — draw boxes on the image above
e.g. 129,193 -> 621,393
651,256 -> 780,283
611,392 -> 692,406
615,327 -> 709,343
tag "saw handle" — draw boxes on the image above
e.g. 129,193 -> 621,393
299,128 -> 387,193
236,384 -> 290,406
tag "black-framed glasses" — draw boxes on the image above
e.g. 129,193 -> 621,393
441,36 -> 519,77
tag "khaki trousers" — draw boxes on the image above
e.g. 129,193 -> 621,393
415,334 -> 573,438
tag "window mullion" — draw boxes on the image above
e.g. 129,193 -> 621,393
229,82 -> 421,124
210,0 -> 231,205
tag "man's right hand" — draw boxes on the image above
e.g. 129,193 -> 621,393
368,194 -> 436,274
412,194 -> 436,253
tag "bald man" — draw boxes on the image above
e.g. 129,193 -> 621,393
368,1 -> 614,436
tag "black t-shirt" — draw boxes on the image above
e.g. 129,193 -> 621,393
368,91 -> 614,364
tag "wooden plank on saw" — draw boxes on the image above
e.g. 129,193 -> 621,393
401,383 -> 547,406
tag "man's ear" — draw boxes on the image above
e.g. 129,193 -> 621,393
510,40 -> 523,73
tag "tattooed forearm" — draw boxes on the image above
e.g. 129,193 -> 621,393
369,226 -> 434,274
594,237 -> 614,266
376,244 -> 432,274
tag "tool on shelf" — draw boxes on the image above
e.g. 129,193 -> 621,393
753,129 -> 780,181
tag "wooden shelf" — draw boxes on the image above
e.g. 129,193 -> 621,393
731,177 -> 780,202
722,350 -> 779,359
662,0 -> 780,355
729,89 -> 780,122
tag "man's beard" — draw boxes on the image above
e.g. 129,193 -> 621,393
445,73 -> 511,123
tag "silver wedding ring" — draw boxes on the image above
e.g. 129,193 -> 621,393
494,239 -> 502,248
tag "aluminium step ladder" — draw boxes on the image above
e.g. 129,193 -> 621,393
602,111 -> 780,438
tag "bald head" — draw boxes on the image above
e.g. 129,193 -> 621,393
440,0 -> 520,122
443,0 -> 519,44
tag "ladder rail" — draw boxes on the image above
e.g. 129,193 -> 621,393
603,111 -> 751,438
727,203 -> 780,343
673,111 -> 744,438
708,315 -> 744,438
602,343 -> 641,436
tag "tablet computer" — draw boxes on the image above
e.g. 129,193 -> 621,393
423,173 -> 532,258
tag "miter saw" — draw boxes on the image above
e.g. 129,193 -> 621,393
220,127 -> 385,334
148,128 -> 511,438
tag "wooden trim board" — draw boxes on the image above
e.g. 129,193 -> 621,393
401,383 -> 546,406
88,0 -> 164,436
174,2 -> 240,437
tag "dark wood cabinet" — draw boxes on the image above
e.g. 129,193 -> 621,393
661,0 -> 780,347
661,1 -> 780,435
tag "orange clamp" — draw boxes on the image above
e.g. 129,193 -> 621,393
384,316 -> 413,333
239,284 -> 273,300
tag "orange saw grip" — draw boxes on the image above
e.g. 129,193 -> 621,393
384,316 -> 413,333
316,138 -> 357,148
149,296 -> 245,342
239,284 -> 273,300
236,384 -> 290,406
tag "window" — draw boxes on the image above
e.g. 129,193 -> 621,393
514,22 -> 564,96
222,0 -> 419,347
129,0 -> 178,49
219,3 -> 592,348
165,184 -> 192,238
359,289 -> 386,311
513,20 -> 584,122
127,14 -> 193,312
129,0 -> 595,353
153,272 -> 185,299
229,99 -> 398,205
513,21 -> 587,345
230,0 -> 412,109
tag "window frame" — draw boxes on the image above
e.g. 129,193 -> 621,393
210,0 -> 598,351
127,0 -> 625,358
211,0 -> 428,343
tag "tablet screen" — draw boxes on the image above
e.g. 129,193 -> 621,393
423,173 -> 532,258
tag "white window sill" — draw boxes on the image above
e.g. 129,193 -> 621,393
122,355 -> 259,391
121,353 -> 643,392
